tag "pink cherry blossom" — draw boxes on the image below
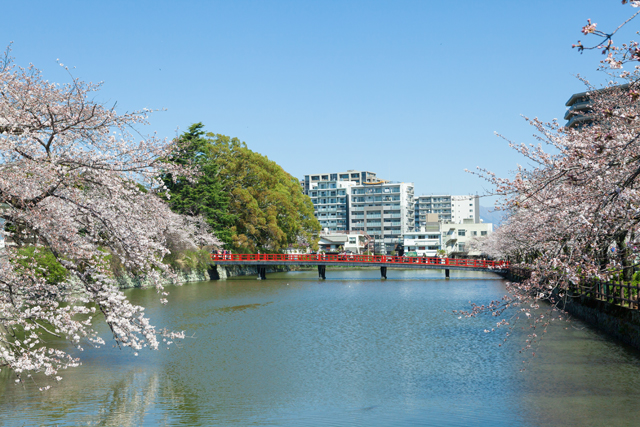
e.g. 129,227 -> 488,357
0,45 -> 219,386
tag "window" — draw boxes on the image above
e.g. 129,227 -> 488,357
472,231 -> 477,236
458,230 -> 466,236
481,231 -> 487,236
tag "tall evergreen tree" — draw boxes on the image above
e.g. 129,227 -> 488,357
162,123 -> 235,245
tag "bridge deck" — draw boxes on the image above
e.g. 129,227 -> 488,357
211,253 -> 508,273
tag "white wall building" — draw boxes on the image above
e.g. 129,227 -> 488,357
403,231 -> 441,257
318,231 -> 370,254
349,181 -> 414,254
441,219 -> 493,256
403,217 -> 494,257
451,195 -> 480,224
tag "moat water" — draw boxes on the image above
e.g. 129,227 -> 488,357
2,269 -> 640,426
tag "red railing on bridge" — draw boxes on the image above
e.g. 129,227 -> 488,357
210,253 -> 509,270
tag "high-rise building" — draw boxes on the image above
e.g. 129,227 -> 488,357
565,83 -> 630,128
302,170 -> 378,195
414,195 -> 479,227
349,181 -> 414,254
308,180 -> 354,232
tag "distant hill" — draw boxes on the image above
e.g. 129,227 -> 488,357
479,206 -> 506,226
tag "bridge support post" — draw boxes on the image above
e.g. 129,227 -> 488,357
381,266 -> 387,279
257,266 -> 267,280
318,265 -> 326,280
445,269 -> 450,279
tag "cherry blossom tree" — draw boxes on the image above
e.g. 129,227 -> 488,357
573,1 -> 640,69
0,45 -> 218,388
463,2 -> 640,358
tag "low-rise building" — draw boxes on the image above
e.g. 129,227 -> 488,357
441,219 -> 493,256
404,217 -> 494,257
403,214 -> 441,256
318,231 -> 371,254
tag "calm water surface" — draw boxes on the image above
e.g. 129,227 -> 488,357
1,269 -> 640,426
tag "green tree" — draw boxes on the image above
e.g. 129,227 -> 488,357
162,123 -> 235,244
166,124 -> 320,252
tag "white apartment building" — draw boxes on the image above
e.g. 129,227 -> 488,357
309,180 -> 355,232
302,170 -> 378,195
415,195 -> 479,227
349,182 -> 414,254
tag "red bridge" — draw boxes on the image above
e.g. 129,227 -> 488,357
210,253 -> 509,279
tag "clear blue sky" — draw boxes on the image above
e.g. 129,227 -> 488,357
3,1 -> 635,204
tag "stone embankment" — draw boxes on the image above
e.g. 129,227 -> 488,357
117,264 -> 289,288
560,296 -> 640,350
507,267 -> 640,351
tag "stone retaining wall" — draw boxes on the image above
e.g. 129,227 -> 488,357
506,267 -> 640,350
561,296 -> 640,350
211,264 -> 289,280
117,264 -> 290,288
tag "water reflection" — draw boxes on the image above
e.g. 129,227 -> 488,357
0,269 -> 639,426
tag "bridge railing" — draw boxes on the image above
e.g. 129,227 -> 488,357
210,253 -> 509,269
